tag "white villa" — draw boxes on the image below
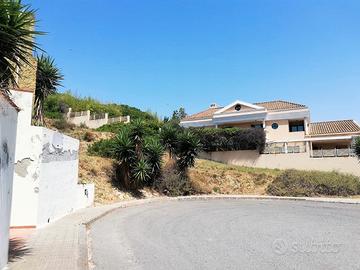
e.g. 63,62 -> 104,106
180,100 -> 360,158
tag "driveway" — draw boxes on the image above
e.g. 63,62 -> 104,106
89,199 -> 360,270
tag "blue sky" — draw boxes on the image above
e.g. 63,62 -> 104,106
28,0 -> 359,121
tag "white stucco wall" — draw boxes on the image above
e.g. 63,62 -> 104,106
0,97 -> 18,270
10,91 -> 94,228
200,151 -> 360,177
11,127 -> 94,227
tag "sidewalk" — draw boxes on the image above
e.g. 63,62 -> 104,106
8,195 -> 360,270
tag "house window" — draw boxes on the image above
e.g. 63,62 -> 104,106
235,104 -> 242,111
251,124 -> 263,129
289,121 -> 305,132
271,123 -> 279,129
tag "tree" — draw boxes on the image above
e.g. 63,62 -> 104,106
172,107 -> 187,122
0,0 -> 42,95
33,55 -> 63,125
354,137 -> 360,159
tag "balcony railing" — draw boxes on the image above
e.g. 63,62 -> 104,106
311,148 -> 355,158
262,142 -> 307,154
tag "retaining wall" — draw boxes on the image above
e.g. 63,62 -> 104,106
200,150 -> 360,176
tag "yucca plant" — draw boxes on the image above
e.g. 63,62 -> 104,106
0,0 -> 43,94
160,125 -> 178,159
175,131 -> 201,173
129,119 -> 146,156
131,158 -> 151,186
144,137 -> 164,182
112,129 -> 136,188
33,55 -> 63,125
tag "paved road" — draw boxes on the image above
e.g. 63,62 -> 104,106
90,200 -> 360,270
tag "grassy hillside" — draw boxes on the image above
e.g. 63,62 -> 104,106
44,91 -> 157,121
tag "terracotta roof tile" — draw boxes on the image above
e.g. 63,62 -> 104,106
183,107 -> 222,121
254,100 -> 307,111
309,120 -> 360,136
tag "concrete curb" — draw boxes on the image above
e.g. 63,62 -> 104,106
79,195 -> 360,269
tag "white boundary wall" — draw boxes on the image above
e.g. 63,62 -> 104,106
0,97 -> 18,270
200,151 -> 360,177
11,127 -> 94,227
66,108 -> 130,129
10,90 -> 94,228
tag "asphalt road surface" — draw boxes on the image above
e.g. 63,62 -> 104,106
89,200 -> 360,270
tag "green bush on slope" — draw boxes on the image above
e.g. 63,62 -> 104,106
267,169 -> 360,197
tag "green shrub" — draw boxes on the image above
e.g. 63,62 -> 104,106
154,171 -> 193,196
88,139 -> 116,158
44,91 -> 156,121
267,169 -> 360,197
190,127 -> 265,153
97,119 -> 162,134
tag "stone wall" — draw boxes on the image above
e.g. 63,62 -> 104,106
16,56 -> 37,92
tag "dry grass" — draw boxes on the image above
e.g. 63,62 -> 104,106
189,159 -> 281,195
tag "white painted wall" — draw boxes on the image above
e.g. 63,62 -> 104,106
0,96 -> 18,270
200,151 -> 360,177
10,91 -> 94,228
11,127 -> 94,227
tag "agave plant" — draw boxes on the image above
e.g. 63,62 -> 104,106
175,131 -> 201,173
0,0 -> 43,94
144,137 -> 165,182
33,55 -> 63,125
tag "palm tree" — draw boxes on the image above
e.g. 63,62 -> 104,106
0,0 -> 42,94
33,55 -> 63,125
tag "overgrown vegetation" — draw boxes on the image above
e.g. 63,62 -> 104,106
44,91 -> 157,121
190,127 -> 266,153
88,121 -> 201,195
267,169 -> 360,197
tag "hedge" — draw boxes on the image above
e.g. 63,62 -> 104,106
190,127 -> 266,153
